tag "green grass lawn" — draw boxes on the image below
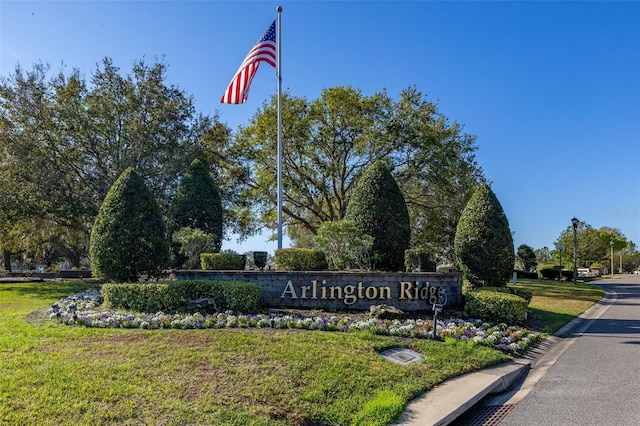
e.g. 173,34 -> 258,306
0,278 -> 605,425
511,278 -> 605,334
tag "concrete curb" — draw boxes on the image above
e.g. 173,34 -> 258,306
394,360 -> 530,426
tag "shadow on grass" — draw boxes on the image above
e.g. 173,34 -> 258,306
526,307 -> 576,334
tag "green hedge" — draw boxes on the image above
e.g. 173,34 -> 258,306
561,270 -> 574,280
482,286 -> 533,304
274,248 -> 328,271
538,265 -> 561,280
102,280 -> 261,313
200,253 -> 247,270
465,289 -> 529,324
515,270 -> 538,279
540,267 -> 573,281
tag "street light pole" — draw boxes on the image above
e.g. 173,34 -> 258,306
610,240 -> 614,276
555,242 -> 565,281
571,217 -> 579,285
620,252 -> 623,274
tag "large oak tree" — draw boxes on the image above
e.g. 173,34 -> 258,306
228,85 -> 484,260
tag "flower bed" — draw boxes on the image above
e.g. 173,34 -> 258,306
48,289 -> 541,356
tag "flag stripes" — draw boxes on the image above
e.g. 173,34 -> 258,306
221,21 -> 276,104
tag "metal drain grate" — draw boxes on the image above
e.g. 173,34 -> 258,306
450,404 -> 517,426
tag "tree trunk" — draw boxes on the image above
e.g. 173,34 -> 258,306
3,249 -> 11,271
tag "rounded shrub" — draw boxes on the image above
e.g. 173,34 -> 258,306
454,183 -> 514,288
90,167 -> 169,282
168,159 -> 223,267
345,161 -> 410,271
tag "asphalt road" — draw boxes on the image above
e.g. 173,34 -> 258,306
499,274 -> 640,426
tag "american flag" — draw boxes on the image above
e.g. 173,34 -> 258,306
220,21 -> 277,104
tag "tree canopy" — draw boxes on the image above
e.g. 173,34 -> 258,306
5,57 -> 638,276
227,85 -> 484,260
168,159 -> 223,267
0,58 -> 227,269
168,159 -> 223,246
552,224 -> 634,269
0,73 -> 485,268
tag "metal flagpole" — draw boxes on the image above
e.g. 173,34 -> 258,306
276,6 -> 283,249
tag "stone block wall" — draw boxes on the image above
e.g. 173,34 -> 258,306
169,270 -> 462,312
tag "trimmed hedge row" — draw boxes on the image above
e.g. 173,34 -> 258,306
275,248 -> 328,271
102,280 -> 261,313
200,253 -> 247,270
539,265 -> 561,280
538,265 -> 574,280
465,289 -> 529,324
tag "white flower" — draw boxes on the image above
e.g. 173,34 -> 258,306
472,335 -> 485,344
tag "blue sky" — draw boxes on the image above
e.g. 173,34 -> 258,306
1,1 -> 639,256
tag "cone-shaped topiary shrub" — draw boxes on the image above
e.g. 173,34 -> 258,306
454,183 -> 514,288
345,161 -> 411,271
90,167 -> 169,282
168,159 -> 223,267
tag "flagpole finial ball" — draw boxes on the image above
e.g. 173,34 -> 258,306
277,5 -> 282,12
